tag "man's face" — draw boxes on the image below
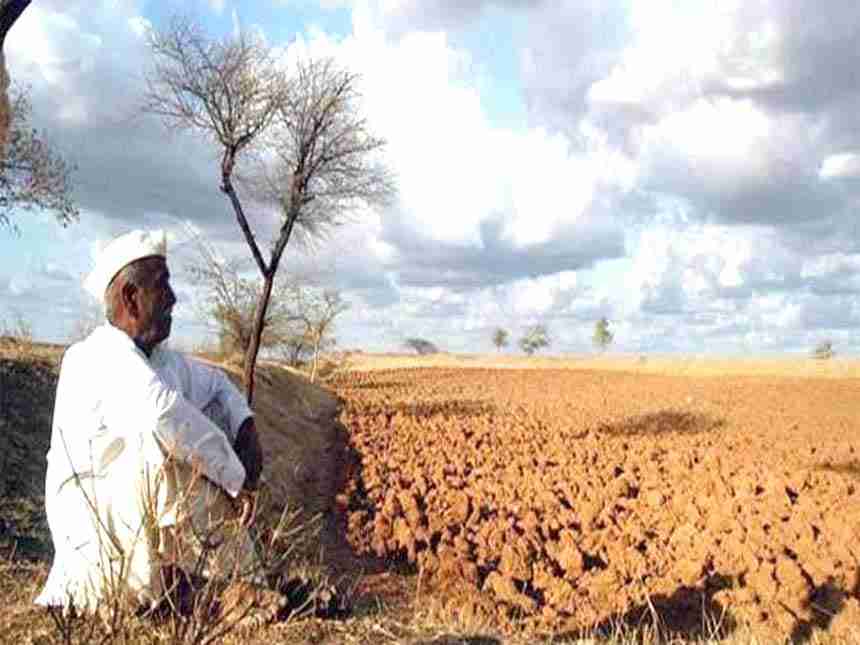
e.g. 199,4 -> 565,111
134,257 -> 177,348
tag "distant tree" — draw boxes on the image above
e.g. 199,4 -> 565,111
275,323 -> 313,367
404,338 -> 439,355
290,288 -> 349,382
812,339 -> 834,360
186,236 -> 301,358
187,236 -> 350,381
492,327 -> 509,352
0,308 -> 30,343
593,317 -> 614,352
519,324 -> 550,356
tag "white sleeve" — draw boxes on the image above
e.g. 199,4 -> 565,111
106,355 -> 247,498
181,356 -> 254,444
154,396 -> 246,497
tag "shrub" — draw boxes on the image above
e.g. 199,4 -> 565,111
519,325 -> 550,356
492,328 -> 509,352
593,317 -> 614,352
812,340 -> 834,360
404,338 -> 439,355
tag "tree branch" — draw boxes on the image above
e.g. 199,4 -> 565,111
220,161 -> 268,277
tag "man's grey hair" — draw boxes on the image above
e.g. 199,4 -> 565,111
104,260 -> 155,323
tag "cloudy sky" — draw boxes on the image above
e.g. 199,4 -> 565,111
3,0 -> 860,355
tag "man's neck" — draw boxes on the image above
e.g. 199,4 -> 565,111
133,337 -> 154,357
108,320 -> 154,357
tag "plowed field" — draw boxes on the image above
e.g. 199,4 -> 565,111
330,367 -> 860,641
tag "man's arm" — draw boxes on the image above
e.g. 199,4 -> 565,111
105,354 -> 248,498
181,356 -> 254,444
233,417 -> 263,490
177,355 -> 264,490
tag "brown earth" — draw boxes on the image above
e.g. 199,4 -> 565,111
5,340 -> 860,642
330,367 -> 860,641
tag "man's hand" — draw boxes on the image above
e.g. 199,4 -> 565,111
231,488 -> 258,528
234,418 -> 263,491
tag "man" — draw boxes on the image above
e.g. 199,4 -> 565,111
35,229 -> 265,612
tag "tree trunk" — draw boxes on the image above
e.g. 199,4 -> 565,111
0,1 -> 30,159
219,146 -> 272,404
310,334 -> 320,383
220,148 -> 267,277
241,207 -> 299,402
243,272 -> 275,405
232,161 -> 301,402
0,0 -> 30,47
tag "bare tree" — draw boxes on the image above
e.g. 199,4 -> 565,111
291,288 -> 349,382
186,236 -> 301,357
240,56 -> 394,398
0,87 -> 78,231
144,18 -> 394,403
275,321 -> 312,367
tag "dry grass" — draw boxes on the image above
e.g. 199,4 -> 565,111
339,351 -> 860,379
4,535 -> 860,644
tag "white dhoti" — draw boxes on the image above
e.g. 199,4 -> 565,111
36,432 -> 256,611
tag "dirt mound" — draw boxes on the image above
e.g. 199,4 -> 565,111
331,368 -> 860,640
214,362 -> 357,570
0,351 -> 59,500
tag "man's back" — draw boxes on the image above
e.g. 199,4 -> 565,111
45,323 -> 152,502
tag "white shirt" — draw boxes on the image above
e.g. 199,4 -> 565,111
45,323 -> 251,504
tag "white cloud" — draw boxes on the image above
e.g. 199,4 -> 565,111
819,152 -> 860,180
8,5 -> 102,89
640,98 -> 772,188
231,7 -> 241,37
281,13 -> 629,250
128,16 -> 151,38
800,253 -> 860,280
587,2 -> 783,114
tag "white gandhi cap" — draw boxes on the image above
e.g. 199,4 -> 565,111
83,229 -> 167,303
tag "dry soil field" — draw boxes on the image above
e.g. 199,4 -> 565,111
330,359 -> 860,641
4,342 -> 860,643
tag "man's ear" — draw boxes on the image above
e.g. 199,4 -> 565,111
121,281 -> 139,317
